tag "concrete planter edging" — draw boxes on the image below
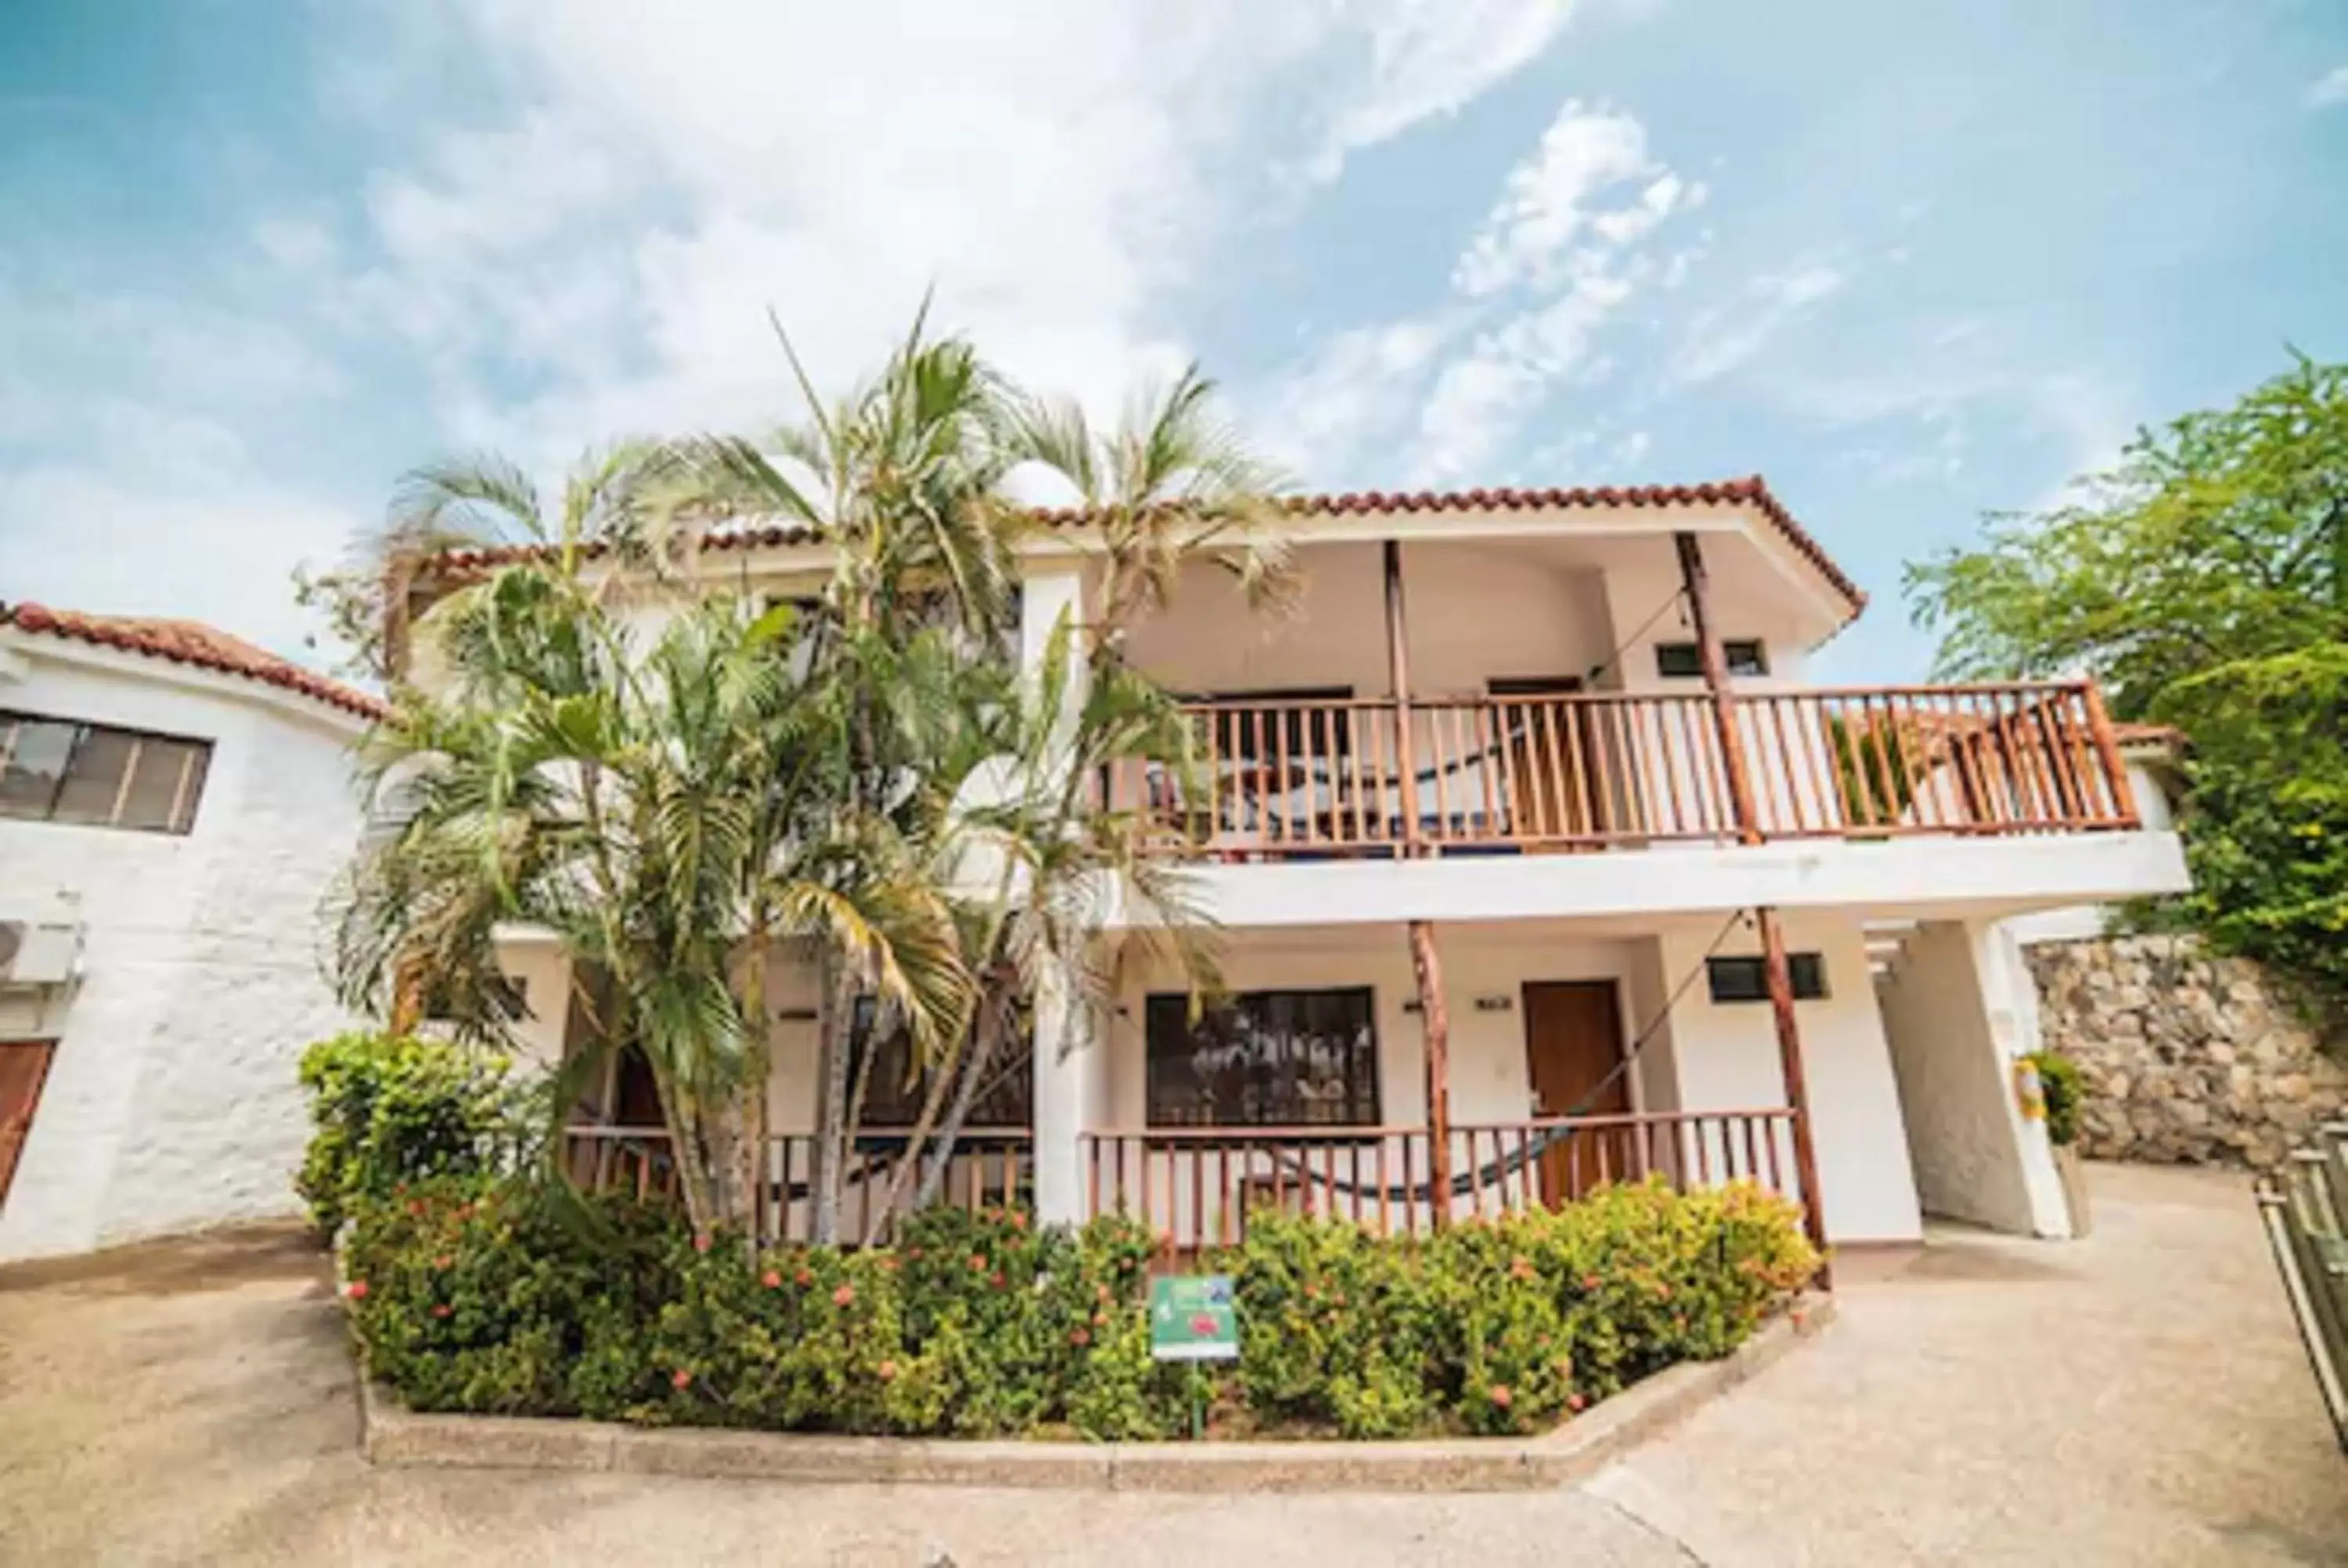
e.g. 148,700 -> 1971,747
358,1295 -> 1832,1493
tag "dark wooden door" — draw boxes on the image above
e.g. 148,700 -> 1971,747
0,1040 -> 56,1209
1522,982 -> 1629,1204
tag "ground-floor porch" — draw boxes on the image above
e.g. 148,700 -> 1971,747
536,901 -> 2075,1261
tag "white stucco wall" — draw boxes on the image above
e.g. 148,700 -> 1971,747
1876,920 -> 2069,1236
1658,912 -> 1924,1243
0,648 -> 366,1261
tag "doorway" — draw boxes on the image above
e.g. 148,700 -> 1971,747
1522,981 -> 1630,1203
0,1040 -> 56,1210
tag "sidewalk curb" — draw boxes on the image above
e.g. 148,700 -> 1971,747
359,1295 -> 1833,1493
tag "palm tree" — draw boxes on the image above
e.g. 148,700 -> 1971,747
330,567 -> 972,1238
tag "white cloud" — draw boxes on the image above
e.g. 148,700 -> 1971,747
1668,262 -> 1848,386
1451,102 -> 1685,297
2308,65 -> 2348,110
1309,0 -> 1583,183
1251,315 -> 1458,480
316,0 -> 1575,470
1411,266 -> 1639,480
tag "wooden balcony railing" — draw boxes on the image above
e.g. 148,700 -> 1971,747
562,1124 -> 1032,1245
1104,681 -> 2134,859
1081,1109 -> 1799,1264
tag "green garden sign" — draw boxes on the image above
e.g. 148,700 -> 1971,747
1148,1274 -> 1237,1362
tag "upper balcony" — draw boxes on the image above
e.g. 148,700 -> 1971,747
1050,487 -> 2178,922
1104,678 -> 2137,860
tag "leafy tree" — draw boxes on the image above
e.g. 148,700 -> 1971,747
1908,353 -> 2348,1034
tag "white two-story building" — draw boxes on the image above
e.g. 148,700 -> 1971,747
443,477 -> 2190,1261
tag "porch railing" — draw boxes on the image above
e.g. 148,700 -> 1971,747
561,1124 -> 1032,1246
1104,681 -> 2134,859
1081,1108 -> 1799,1264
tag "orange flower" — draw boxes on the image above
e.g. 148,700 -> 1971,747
762,1269 -> 783,1289
1488,1385 -> 1513,1409
431,1304 -> 452,1319
1567,1392 -> 1586,1413
344,1280 -> 369,1300
1508,1256 -> 1535,1282
672,1368 -> 693,1390
1069,1327 -> 1091,1347
795,1268 -> 814,1287
833,1284 -> 856,1307
693,1233 -> 712,1255
877,1359 -> 898,1381
970,1254 -> 989,1272
433,1254 -> 453,1271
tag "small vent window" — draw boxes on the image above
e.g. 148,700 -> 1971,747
1706,954 -> 1828,1004
1655,640 -> 1769,679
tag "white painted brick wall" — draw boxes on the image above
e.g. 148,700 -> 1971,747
0,652 -> 365,1261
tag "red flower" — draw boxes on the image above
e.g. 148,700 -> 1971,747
1094,1283 -> 1113,1304
907,1247 -> 924,1261
672,1368 -> 693,1390
1009,1210 -> 1028,1231
833,1284 -> 856,1307
762,1270 -> 783,1289
1654,1282 -> 1672,1300
969,1254 -> 989,1273
795,1269 -> 813,1288
433,1254 -> 453,1271
1069,1327 -> 1091,1347
431,1304 -> 452,1319
991,1271 -> 1007,1290
407,1200 -> 426,1217
693,1233 -> 712,1255
1488,1385 -> 1513,1409
1509,1256 -> 1536,1282
877,1359 -> 898,1381
344,1280 -> 369,1300
1567,1392 -> 1586,1413
1579,1273 -> 1601,1291
1092,1311 -> 1108,1328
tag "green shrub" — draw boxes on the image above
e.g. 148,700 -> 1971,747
295,1032 -> 538,1235
2027,1049 -> 2084,1146
340,1176 -> 680,1415
342,1178 -> 1816,1442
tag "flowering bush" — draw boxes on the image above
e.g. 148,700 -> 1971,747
342,1177 -> 1814,1441
1231,1180 -> 1819,1437
295,1032 -> 538,1235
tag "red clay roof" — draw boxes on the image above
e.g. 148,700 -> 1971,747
424,475 -> 1867,616
2,602 -> 387,721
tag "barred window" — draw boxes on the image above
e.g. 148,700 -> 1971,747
0,711 -> 211,834
1706,954 -> 1828,1004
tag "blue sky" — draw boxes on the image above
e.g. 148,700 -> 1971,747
4,1 -> 2345,678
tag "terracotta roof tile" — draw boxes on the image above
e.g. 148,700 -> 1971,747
424,475 -> 1867,617
2,602 -> 387,721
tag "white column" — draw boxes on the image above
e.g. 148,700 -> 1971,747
1018,565 -> 1098,1227
1031,955 -> 1091,1227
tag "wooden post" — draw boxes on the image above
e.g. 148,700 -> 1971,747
1385,541 -> 1453,1226
1383,539 -> 1421,855
1758,905 -> 1832,1287
1673,531 -> 1763,846
1407,917 -> 1455,1230
2080,682 -> 2137,829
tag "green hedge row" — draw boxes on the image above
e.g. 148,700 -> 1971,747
343,1177 -> 1818,1441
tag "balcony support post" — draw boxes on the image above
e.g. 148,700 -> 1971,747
1385,540 -> 1453,1225
1672,530 -> 1765,847
1406,917 -> 1455,1231
1758,905 -> 1833,1286
1383,539 -> 1422,855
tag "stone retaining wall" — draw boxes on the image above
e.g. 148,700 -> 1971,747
2026,935 -> 2346,1169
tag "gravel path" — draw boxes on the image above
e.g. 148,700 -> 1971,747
1,1162 -> 2338,1566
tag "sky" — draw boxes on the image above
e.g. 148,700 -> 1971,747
3,0 -> 2345,680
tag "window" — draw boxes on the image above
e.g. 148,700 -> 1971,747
0,711 -> 211,834
1146,987 -> 1380,1127
1655,639 -> 1769,679
852,998 -> 1031,1129
1706,954 -> 1828,1004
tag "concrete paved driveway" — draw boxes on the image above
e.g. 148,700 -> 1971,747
1,1163 -> 2339,1566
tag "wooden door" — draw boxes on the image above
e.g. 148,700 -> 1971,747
1522,983 -> 1629,1205
0,1040 -> 56,1210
